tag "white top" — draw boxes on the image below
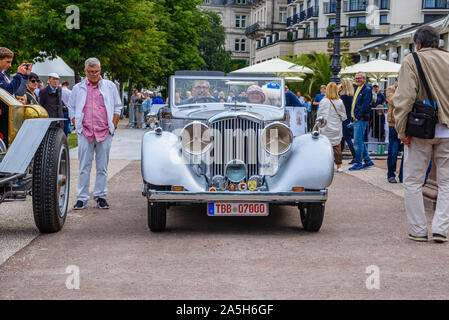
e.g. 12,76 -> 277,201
317,98 -> 347,146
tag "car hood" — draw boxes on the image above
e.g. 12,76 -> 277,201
171,105 -> 285,122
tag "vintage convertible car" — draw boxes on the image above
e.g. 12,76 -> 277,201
0,88 -> 69,233
141,71 -> 333,232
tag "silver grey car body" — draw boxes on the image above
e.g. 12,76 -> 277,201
141,72 -> 334,232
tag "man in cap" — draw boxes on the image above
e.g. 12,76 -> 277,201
38,72 -> 64,129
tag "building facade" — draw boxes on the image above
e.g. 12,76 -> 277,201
250,0 -> 449,64
358,14 -> 449,66
201,1 -> 449,66
201,0 -> 252,63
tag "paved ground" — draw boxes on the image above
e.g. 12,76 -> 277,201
1,125 -> 448,300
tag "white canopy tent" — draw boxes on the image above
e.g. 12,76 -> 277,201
233,58 -> 312,79
31,56 -> 75,88
340,59 -> 401,82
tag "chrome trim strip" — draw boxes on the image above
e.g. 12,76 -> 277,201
146,190 -> 328,203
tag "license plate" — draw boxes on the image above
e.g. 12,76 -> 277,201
208,202 -> 269,216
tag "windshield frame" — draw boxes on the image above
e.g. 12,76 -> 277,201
169,75 -> 286,111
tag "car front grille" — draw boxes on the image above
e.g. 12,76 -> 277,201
210,118 -> 262,181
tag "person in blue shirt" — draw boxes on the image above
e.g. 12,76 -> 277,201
0,47 -> 32,95
152,91 -> 164,104
313,85 -> 326,112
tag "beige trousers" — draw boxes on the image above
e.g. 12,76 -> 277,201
403,137 -> 449,237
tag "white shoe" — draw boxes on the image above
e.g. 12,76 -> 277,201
337,168 -> 343,173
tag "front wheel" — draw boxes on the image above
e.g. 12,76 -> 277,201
32,127 -> 70,233
299,202 -> 325,232
147,201 -> 167,232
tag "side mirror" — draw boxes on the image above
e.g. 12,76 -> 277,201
315,116 -> 327,128
312,116 -> 327,139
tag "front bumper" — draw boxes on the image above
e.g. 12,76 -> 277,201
144,188 -> 327,204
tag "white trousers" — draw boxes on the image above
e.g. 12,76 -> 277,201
403,137 -> 449,236
77,134 -> 112,202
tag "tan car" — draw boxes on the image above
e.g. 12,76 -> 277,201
0,88 -> 69,233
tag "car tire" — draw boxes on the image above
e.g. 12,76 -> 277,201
147,201 -> 166,232
299,202 -> 325,232
32,127 -> 70,233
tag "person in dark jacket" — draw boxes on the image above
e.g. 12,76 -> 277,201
284,85 -> 303,107
339,79 -> 356,163
348,72 -> 374,171
39,72 -> 64,129
25,72 -> 40,105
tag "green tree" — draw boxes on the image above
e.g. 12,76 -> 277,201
152,0 -> 208,88
284,51 -> 355,97
0,1 -> 36,68
23,0 -> 160,83
198,10 -> 232,72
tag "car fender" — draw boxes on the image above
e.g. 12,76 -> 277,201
0,118 -> 64,174
141,130 -> 207,191
265,133 -> 334,191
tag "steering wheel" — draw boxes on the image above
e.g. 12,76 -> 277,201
192,96 -> 218,103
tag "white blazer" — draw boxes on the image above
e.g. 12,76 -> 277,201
68,78 -> 122,135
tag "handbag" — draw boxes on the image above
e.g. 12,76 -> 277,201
405,52 -> 438,139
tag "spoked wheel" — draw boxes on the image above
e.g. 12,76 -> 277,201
298,202 -> 325,232
147,201 -> 167,232
32,127 -> 70,233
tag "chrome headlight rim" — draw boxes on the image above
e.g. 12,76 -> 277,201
224,159 -> 247,183
261,122 -> 293,156
180,121 -> 212,155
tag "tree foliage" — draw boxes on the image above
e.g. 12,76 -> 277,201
284,51 -> 355,97
22,0 -> 162,84
152,0 -> 208,89
198,10 -> 232,72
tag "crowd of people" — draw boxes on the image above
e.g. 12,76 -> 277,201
127,89 -> 165,129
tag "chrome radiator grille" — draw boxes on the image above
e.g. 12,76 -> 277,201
210,118 -> 261,180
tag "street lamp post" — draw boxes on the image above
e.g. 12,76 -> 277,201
330,0 -> 342,84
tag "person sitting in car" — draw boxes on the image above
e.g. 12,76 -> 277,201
183,80 -> 217,104
246,85 -> 266,104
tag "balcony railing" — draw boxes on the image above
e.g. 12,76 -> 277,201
245,22 -> 263,36
299,10 -> 307,23
306,6 -> 319,19
344,0 -> 367,12
422,0 -> 449,9
323,1 -> 337,14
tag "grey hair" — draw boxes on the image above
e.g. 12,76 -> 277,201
413,26 -> 440,49
85,57 -> 101,69
356,72 -> 367,79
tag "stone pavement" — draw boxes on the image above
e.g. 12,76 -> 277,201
0,120 -> 142,266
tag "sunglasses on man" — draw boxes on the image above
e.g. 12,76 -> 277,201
29,79 -> 40,83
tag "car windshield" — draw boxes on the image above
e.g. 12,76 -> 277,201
172,77 -> 284,108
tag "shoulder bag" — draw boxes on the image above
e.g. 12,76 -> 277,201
405,52 -> 438,139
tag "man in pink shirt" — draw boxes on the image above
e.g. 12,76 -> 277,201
68,58 -> 122,210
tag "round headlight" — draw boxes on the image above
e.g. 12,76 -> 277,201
262,122 -> 293,155
225,160 -> 247,183
181,122 -> 211,155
